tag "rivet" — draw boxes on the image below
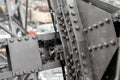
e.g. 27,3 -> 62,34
25,37 -> 29,41
70,52 -> 73,56
84,69 -> 89,74
88,26 -> 93,31
67,63 -> 71,66
38,67 -> 41,71
57,16 -> 61,19
105,18 -> 111,23
82,61 -> 87,66
72,73 -> 76,77
93,24 -> 98,29
73,47 -> 77,50
68,28 -> 72,32
23,70 -> 27,74
75,59 -> 78,62
104,42 -> 109,47
78,63 -> 80,67
69,4 -> 74,8
62,35 -> 65,38
66,36 -> 69,40
68,21 -> 72,26
32,35 -> 37,39
75,25 -> 80,30
71,34 -> 75,38
62,24 -> 65,27
71,66 -> 75,70
68,70 -> 72,74
110,40 -> 116,46
115,14 -> 119,19
98,44 -> 103,49
75,50 -> 78,54
64,30 -> 67,34
73,19 -> 78,23
58,22 -> 62,25
70,59 -> 73,63
76,69 -> 80,73
17,37 -> 22,41
9,39 -> 14,43
81,52 -> 86,58
60,17 -> 64,21
86,77 -> 91,80
88,47 -> 92,52
93,46 -> 97,50
71,40 -> 75,44
84,28 -> 88,33
99,21 -> 104,26
66,56 -> 69,60
71,11 -> 76,16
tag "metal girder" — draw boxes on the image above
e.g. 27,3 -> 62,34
7,36 -> 42,76
77,1 -> 118,80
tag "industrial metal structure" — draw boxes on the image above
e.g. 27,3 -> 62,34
0,0 -> 120,80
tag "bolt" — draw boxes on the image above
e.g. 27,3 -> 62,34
105,18 -> 111,23
93,24 -> 98,29
68,28 -> 72,32
62,24 -> 65,27
73,47 -> 77,50
64,30 -> 67,34
31,68 -> 35,73
115,14 -> 119,19
88,47 -> 92,52
75,25 -> 80,30
88,26 -> 93,31
60,17 -> 64,21
32,36 -> 37,39
66,36 -> 69,40
81,52 -> 86,58
110,40 -> 116,46
9,39 -> 14,43
71,40 -> 75,44
83,61 -> 87,66
25,37 -> 29,41
73,19 -> 78,23
72,73 -> 76,77
99,21 -> 104,26
69,4 -> 74,8
93,46 -> 97,50
104,42 -> 109,47
84,69 -> 89,74
75,50 -> 78,54
17,37 -> 22,41
84,28 -> 88,33
71,66 -> 75,70
76,69 -> 80,73
71,11 -> 76,16
70,59 -> 73,63
71,34 -> 75,38
98,44 -> 103,49
67,63 -> 71,66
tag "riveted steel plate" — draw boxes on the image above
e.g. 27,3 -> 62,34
7,36 -> 42,76
77,1 -> 118,80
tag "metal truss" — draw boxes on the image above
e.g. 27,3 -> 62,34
0,0 -> 120,80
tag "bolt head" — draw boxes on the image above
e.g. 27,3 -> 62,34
99,21 -> 104,26
75,25 -> 80,30
93,24 -> 98,29
105,18 -> 111,23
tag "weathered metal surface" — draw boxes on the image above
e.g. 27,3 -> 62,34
7,36 -> 42,76
77,1 -> 118,80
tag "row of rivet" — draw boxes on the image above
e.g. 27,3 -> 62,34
56,7 -> 75,79
69,3 -> 92,80
88,40 -> 116,52
9,36 -> 37,43
83,18 -> 111,33
14,67 -> 41,76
